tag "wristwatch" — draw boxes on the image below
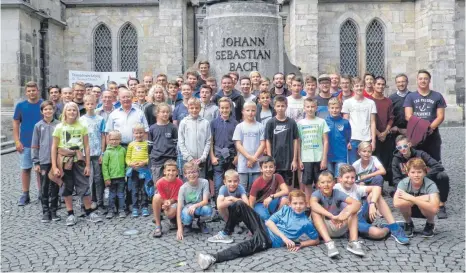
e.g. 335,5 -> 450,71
270,194 -> 275,200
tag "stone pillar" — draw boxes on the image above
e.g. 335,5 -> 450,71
288,0 -> 318,76
415,0 -> 463,123
158,0 -> 186,77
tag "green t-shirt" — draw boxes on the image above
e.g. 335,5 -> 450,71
297,117 -> 329,163
397,177 -> 439,196
52,121 -> 88,150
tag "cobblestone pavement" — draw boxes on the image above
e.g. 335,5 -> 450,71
1,128 -> 465,272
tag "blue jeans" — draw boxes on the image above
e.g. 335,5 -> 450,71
348,139 -> 362,165
127,167 -> 152,209
108,178 -> 125,212
360,175 -> 384,187
327,162 -> 346,178
181,204 -> 213,225
19,147 -> 33,169
239,172 -> 260,193
254,197 -> 281,221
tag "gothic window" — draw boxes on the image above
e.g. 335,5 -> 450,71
340,20 -> 359,77
93,24 -> 112,72
119,23 -> 138,73
366,19 -> 385,77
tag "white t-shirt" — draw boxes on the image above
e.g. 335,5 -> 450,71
286,96 -> 305,122
334,183 -> 367,201
352,156 -> 382,180
342,97 -> 377,141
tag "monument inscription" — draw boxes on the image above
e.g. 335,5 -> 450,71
216,36 -> 271,72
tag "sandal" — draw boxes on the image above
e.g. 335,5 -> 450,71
152,226 -> 162,238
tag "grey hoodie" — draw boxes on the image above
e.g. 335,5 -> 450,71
200,102 -> 219,123
31,119 -> 60,165
178,115 -> 212,162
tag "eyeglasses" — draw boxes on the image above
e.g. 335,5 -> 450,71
396,144 -> 409,150
185,170 -> 198,176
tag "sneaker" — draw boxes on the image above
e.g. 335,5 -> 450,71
106,211 -> 114,219
197,253 -> 216,270
208,231 -> 234,244
437,206 -> 448,219
152,226 -> 162,238
325,240 -> 339,258
168,218 -> 177,230
86,212 -> 103,223
66,214 -> 78,226
346,241 -> 365,256
91,202 -> 98,210
51,212 -> 61,222
184,224 -> 193,233
41,213 -> 51,223
18,194 -> 30,206
142,207 -> 150,217
132,208 -> 139,217
403,221 -> 414,238
119,211 -> 126,218
197,220 -> 210,234
421,222 -> 435,238
389,224 -> 410,245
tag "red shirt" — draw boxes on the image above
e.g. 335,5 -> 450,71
250,174 -> 285,203
156,178 -> 183,200
363,90 -> 374,98
372,96 -> 394,132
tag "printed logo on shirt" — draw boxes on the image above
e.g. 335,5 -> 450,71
337,124 -> 344,131
165,133 -> 172,138
274,125 -> 288,135
135,146 -> 142,151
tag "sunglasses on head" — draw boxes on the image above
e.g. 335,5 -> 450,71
396,144 -> 409,150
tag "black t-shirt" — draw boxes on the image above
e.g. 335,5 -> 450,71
265,117 -> 299,171
389,92 -> 410,129
144,104 -> 157,127
149,123 -> 178,164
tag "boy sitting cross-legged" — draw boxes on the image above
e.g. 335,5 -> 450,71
333,164 -> 409,245
152,160 -> 184,238
197,190 -> 320,270
310,171 -> 364,258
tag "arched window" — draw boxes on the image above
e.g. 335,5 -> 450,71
366,19 -> 385,77
340,20 -> 359,77
119,23 -> 138,73
93,24 -> 112,72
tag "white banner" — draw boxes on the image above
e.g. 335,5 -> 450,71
68,70 -> 137,89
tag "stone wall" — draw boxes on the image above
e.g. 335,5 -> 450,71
186,5 -> 196,70
317,1 -> 417,92
47,23 -> 66,89
1,9 -> 20,106
455,0 -> 465,106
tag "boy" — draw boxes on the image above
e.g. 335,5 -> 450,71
256,77 -> 271,97
286,77 -> 305,122
173,83 -> 193,126
152,160 -> 184,238
79,94 -> 106,210
337,75 -> 354,102
134,84 -> 150,111
206,77 -> 218,94
363,73 -> 375,98
176,162 -> 212,239
334,164 -> 409,244
301,75 -> 317,98
249,156 -> 290,220
325,98 -> 351,177
342,77 -> 377,164
178,98 -> 212,178
265,96 -> 299,187
210,97 -> 238,199
393,158 -> 440,237
239,76 -> 256,103
213,169 -> 248,223
233,101 -> 265,192
213,75 -> 245,122
297,98 -> 329,201
310,171 -> 364,257
186,71 -> 200,98
126,123 -> 152,217
392,135 -> 449,218
166,80 -> 182,110
198,190 -> 319,270
199,84 -> 219,122
102,130 -> 127,219
31,100 -> 60,222
255,90 -> 275,127
13,81 -> 43,205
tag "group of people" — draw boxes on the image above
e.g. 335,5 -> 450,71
13,60 -> 451,268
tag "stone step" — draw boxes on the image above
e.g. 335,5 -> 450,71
0,139 -> 16,155
1,135 -> 5,141
0,146 -> 17,155
1,140 -> 15,148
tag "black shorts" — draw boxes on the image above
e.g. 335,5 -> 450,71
411,205 -> 426,219
302,162 -> 321,185
62,161 -> 91,197
277,170 -> 293,186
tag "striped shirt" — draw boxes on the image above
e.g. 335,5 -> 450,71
125,141 -> 149,166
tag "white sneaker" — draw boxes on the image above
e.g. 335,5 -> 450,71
325,240 -> 339,258
66,214 -> 77,226
86,212 -> 103,223
197,253 -> 216,270
91,202 -> 98,210
207,231 -> 234,244
347,240 -> 365,256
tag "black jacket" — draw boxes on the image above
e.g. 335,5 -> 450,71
213,89 -> 245,122
255,104 -> 276,123
392,148 -> 445,186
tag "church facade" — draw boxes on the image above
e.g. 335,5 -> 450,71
1,0 -> 464,122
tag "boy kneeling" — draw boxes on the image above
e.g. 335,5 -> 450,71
393,158 -> 440,238
310,171 -> 364,257
198,190 -> 319,270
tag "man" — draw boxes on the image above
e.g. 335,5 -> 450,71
47,85 -> 61,106
404,69 -> 446,162
329,73 -> 341,95
143,75 -> 153,90
105,89 -> 149,146
315,75 -> 336,119
72,81 -> 87,116
55,86 -> 72,118
389,73 -> 411,136
107,81 -> 121,108
197,61 -> 210,88
127,77 -> 140,98
269,72 -> 291,100
85,83 -> 93,94
92,85 -> 102,105
155,74 -> 168,89
13,81 -> 43,205
212,75 -> 245,122
96,90 -> 115,122
186,71 -> 200,98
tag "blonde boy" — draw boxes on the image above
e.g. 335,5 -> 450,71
215,169 -> 248,222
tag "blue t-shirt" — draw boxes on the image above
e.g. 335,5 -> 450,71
173,103 -> 189,123
79,114 -> 106,156
218,184 -> 246,198
311,189 -> 348,216
267,206 -> 319,248
403,90 -> 447,122
13,99 -> 44,147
